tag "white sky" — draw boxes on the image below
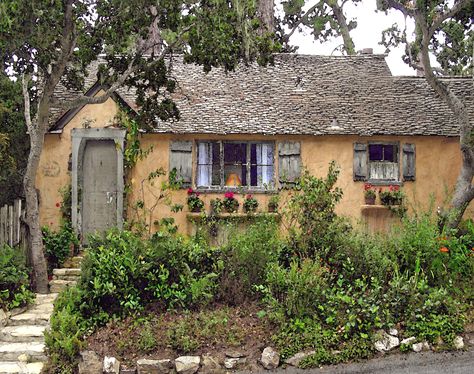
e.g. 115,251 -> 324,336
280,0 -> 417,76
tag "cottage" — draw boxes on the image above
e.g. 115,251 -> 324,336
37,53 -> 474,236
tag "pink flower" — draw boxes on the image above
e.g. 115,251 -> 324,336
187,188 -> 194,195
225,192 -> 234,199
246,194 -> 253,200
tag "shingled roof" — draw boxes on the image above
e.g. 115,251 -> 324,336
50,53 -> 473,137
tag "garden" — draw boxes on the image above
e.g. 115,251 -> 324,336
2,162 -> 473,373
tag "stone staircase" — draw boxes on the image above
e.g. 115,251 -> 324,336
0,293 -> 57,374
49,255 -> 83,293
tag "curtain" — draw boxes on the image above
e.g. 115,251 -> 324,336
256,143 -> 273,187
197,142 -> 212,186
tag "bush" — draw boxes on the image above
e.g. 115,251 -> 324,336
43,221 -> 78,274
217,218 -> 282,304
44,287 -> 86,374
0,245 -> 34,310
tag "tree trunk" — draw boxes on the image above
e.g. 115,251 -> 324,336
258,0 -> 275,33
24,125 -> 49,293
331,3 -> 355,55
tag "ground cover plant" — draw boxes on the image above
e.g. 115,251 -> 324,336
45,163 -> 474,373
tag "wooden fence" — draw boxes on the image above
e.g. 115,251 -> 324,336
0,199 -> 26,249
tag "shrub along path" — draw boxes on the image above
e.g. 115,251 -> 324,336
0,293 -> 57,374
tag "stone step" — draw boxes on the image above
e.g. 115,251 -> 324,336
49,279 -> 77,293
0,361 -> 43,374
8,313 -> 50,327
33,293 -> 58,305
53,275 -> 81,282
52,268 -> 81,277
62,256 -> 84,268
0,326 -> 46,343
0,343 -> 47,362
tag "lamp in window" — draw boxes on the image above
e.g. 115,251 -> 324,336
225,173 -> 242,186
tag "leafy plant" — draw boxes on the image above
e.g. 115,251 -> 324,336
210,198 -> 224,215
268,195 -> 280,212
187,188 -> 204,212
243,194 -> 258,213
42,221 -> 78,274
223,192 -> 239,213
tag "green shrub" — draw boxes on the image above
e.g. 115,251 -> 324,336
44,287 -> 86,374
43,221 -> 78,274
0,245 -> 33,310
217,218 -> 282,304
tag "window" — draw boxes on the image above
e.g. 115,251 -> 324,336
196,141 -> 275,189
368,143 -> 399,182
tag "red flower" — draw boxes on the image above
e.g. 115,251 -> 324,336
364,183 -> 372,191
187,188 -> 194,195
389,185 -> 400,192
225,191 -> 234,199
55,202 -> 61,207
246,194 -> 253,200
439,247 -> 449,253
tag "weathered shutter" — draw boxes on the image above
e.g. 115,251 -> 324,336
353,142 -> 368,181
169,141 -> 192,187
402,143 -> 416,181
278,141 -> 301,186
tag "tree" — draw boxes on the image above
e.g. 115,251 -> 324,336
280,0 -> 361,54
0,0 -> 278,293
0,73 -> 29,206
377,0 -> 473,227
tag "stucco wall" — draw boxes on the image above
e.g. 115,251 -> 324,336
38,98 -> 471,235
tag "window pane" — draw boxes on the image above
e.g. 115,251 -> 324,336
384,145 -> 395,162
369,144 -> 383,161
224,143 -> 247,186
197,141 -> 219,187
250,143 -> 274,187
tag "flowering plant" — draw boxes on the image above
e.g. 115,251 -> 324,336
379,185 -> 404,206
187,188 -> 204,212
243,194 -> 258,213
210,198 -> 224,214
223,191 -> 239,213
363,183 -> 376,199
268,195 -> 280,212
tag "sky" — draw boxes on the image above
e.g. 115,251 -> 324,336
279,0 -> 417,76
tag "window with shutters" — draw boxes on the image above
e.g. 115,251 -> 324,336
353,141 -> 415,184
196,141 -> 275,190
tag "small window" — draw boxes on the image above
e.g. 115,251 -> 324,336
368,143 -> 399,182
196,141 -> 275,189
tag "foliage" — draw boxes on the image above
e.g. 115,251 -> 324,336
210,198 -> 224,215
364,183 -> 376,199
0,245 -> 34,310
243,194 -> 258,213
379,185 -> 404,206
217,218 -> 282,304
42,222 -> 78,275
44,287 -> 87,374
285,161 -> 349,260
187,188 -> 205,212
268,195 -> 280,212
0,73 -> 28,206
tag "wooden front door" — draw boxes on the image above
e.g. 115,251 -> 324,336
81,140 -> 118,239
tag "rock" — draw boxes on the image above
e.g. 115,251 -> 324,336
285,351 -> 316,367
422,341 -> 431,351
104,356 -> 121,374
175,356 -> 200,374
374,331 -> 400,352
412,343 -> 423,352
260,347 -> 280,370
400,337 -> 416,345
225,350 -> 245,358
78,351 -> 102,374
389,328 -> 398,337
18,353 -> 30,362
453,336 -> 464,350
224,357 -> 247,370
201,355 -> 221,373
121,369 -> 137,374
137,359 -> 174,374
0,309 -> 8,328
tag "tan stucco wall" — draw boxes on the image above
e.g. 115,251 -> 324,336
37,97 -> 471,234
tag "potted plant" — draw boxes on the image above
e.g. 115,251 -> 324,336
364,183 -> 376,205
210,198 -> 223,215
379,185 -> 404,206
268,195 -> 280,213
187,188 -> 204,212
223,191 -> 239,213
243,194 -> 258,213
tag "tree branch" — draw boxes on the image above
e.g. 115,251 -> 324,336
21,73 -> 33,134
429,0 -> 472,39
283,1 -> 324,43
382,0 -> 415,17
331,2 -> 355,55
